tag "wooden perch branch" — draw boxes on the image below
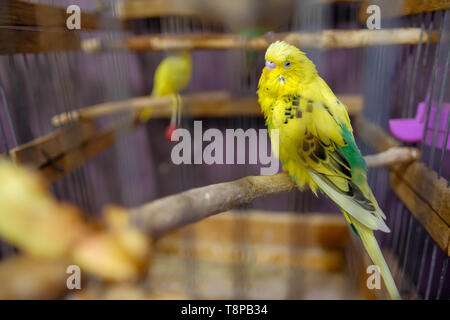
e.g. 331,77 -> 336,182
117,0 -> 202,19
10,121 -> 97,169
82,28 -> 436,53
0,28 -> 80,55
359,0 -> 450,20
129,147 -> 419,238
117,0 -> 362,20
9,118 -> 137,183
130,173 -> 296,238
52,91 -> 240,126
363,147 -> 419,168
0,0 -> 124,30
119,0 -> 449,31
51,91 -> 363,126
39,120 -> 137,183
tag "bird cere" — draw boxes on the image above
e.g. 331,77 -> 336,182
0,0 -> 448,305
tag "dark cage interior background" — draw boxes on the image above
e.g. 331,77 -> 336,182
0,0 -> 448,300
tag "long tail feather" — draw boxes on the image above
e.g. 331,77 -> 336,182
352,218 -> 401,300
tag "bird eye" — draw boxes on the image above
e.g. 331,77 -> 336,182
284,61 -> 291,68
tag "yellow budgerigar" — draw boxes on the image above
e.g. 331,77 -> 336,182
140,51 -> 192,140
257,41 -> 400,300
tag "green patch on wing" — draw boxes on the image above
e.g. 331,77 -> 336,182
338,125 -> 367,182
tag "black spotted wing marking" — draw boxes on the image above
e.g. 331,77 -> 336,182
306,100 -> 313,112
283,106 -> 294,124
282,94 -> 337,125
282,94 -> 318,124
301,131 -> 350,176
283,94 -> 301,124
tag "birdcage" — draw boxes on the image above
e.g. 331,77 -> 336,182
0,0 -> 448,301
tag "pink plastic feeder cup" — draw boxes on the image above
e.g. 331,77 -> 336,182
389,101 -> 450,150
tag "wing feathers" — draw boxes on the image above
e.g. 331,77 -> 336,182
310,171 -> 390,232
277,93 -> 389,232
289,94 -> 389,232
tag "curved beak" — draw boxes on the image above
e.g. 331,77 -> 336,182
265,60 -> 276,71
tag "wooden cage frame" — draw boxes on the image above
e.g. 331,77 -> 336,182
0,0 -> 448,300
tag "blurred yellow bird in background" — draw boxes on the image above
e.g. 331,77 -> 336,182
257,41 -> 400,300
140,51 -> 192,140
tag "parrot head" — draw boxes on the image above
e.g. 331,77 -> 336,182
261,41 -> 317,92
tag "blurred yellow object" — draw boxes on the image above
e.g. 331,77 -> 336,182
0,159 -> 84,259
139,51 -> 192,122
0,159 -> 151,282
0,255 -> 68,300
73,206 -> 151,281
